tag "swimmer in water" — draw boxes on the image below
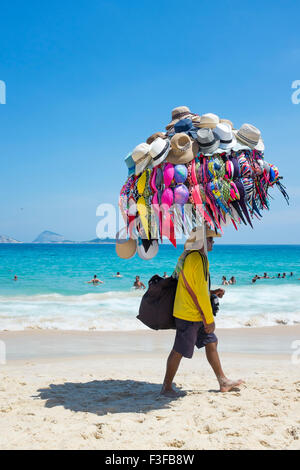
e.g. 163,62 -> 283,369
87,275 -> 104,285
133,276 -> 145,290
113,272 -> 123,278
163,272 -> 168,279
13,275 -> 18,281
221,276 -> 229,285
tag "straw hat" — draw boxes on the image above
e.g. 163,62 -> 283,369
166,106 -> 193,130
206,227 -> 222,238
198,113 -> 220,128
132,142 -> 151,176
214,123 -> 237,150
149,137 -> 171,167
184,226 -> 221,251
146,132 -> 166,145
234,123 -> 265,151
220,118 -> 234,129
115,229 -> 137,259
197,128 -> 220,155
166,133 -> 199,164
191,115 -> 202,127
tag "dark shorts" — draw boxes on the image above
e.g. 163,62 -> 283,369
173,318 -> 218,359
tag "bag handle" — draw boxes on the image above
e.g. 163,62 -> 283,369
180,269 -> 208,327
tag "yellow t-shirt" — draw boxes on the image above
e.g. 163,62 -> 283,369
173,251 -> 214,325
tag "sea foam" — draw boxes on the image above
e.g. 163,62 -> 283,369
0,284 -> 299,331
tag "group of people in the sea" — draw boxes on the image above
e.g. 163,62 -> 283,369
12,270 -> 299,287
252,272 -> 294,283
221,276 -> 236,285
86,273 -> 149,289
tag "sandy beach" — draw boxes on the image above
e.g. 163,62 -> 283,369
0,326 -> 300,450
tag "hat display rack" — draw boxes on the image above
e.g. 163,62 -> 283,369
117,106 -> 289,260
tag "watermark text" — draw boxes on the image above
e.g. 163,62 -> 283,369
0,80 -> 6,104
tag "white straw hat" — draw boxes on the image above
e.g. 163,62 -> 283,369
149,137 -> 170,167
214,123 -> 236,150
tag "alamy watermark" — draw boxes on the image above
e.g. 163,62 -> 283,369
0,341 -> 6,365
0,80 -> 6,104
291,80 -> 300,104
96,201 -> 205,241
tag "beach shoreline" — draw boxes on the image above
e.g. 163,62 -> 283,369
1,325 -> 299,361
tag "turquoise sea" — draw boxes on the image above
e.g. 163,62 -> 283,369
0,244 -> 299,330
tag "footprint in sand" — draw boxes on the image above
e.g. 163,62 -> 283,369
260,440 -> 272,448
286,426 -> 300,440
0,406 -> 12,413
166,439 -> 185,448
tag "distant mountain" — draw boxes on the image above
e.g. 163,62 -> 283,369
32,231 -> 116,244
0,235 -> 22,243
83,237 -> 116,244
33,231 -> 74,244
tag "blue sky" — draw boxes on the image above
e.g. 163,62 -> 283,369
0,0 -> 299,243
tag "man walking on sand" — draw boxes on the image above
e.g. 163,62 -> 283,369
161,226 -> 244,396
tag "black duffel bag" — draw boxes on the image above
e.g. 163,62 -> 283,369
136,275 -> 177,330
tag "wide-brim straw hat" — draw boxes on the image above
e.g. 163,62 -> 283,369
115,229 -> 137,259
146,132 -> 166,145
166,106 -> 193,130
166,133 -> 199,164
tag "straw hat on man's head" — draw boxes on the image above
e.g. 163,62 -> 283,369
184,226 -> 221,251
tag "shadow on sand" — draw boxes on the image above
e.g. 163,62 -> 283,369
35,379 -> 185,416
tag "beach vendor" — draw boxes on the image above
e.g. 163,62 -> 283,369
161,227 -> 244,396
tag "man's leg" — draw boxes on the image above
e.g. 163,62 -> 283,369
160,349 -> 183,397
205,341 -> 244,392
